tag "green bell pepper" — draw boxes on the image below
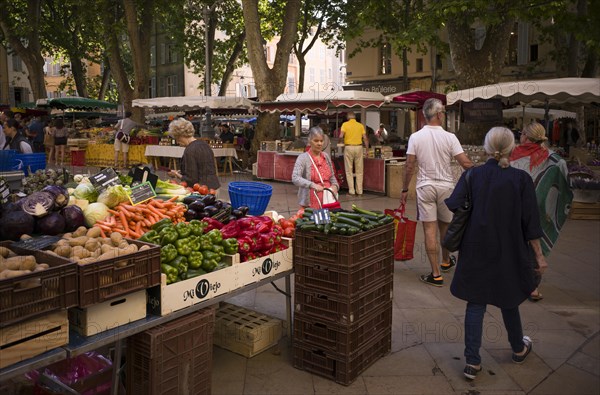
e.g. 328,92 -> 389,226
186,268 -> 207,279
188,220 -> 206,237
152,218 -> 173,233
171,255 -> 189,275
188,235 -> 200,252
139,230 -> 160,244
201,257 -> 218,272
206,228 -> 223,244
175,222 -> 192,238
199,234 -> 213,251
188,251 -> 204,269
160,226 -> 179,246
160,244 -> 178,264
175,237 -> 193,256
161,263 -> 179,284
221,238 -> 238,255
211,243 -> 225,257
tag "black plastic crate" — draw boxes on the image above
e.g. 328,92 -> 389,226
294,302 -> 392,355
294,254 -> 394,295
293,329 -> 391,386
294,222 -> 394,269
127,307 -> 216,395
295,277 -> 393,325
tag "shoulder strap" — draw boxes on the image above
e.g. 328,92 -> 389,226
308,153 -> 325,185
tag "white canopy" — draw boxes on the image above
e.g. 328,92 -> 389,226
502,106 -> 576,120
273,90 -> 385,102
447,77 -> 600,105
132,96 -> 255,110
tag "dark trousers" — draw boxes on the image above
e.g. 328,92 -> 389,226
464,302 -> 525,365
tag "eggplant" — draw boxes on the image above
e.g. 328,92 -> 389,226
213,200 -> 223,210
222,202 -> 232,210
189,200 -> 206,212
204,205 -> 219,217
231,209 -> 244,219
183,194 -> 202,206
228,215 -> 238,223
238,206 -> 249,216
200,194 -> 216,206
184,209 -> 198,222
196,210 -> 208,220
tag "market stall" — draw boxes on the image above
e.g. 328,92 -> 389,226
144,145 -> 238,175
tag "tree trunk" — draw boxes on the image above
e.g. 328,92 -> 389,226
297,54 -> 306,93
218,32 -> 246,96
102,4 -> 133,111
69,57 -> 88,97
242,0 -> 302,157
98,66 -> 111,100
581,49 -> 598,77
447,15 -> 515,144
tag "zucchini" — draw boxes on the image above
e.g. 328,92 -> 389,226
324,223 -> 332,235
337,212 -> 367,222
299,224 -> 317,231
316,224 -> 324,232
335,215 -> 364,228
329,225 -> 339,234
351,204 -> 385,219
338,227 -> 348,235
378,215 -> 394,225
298,220 -> 316,229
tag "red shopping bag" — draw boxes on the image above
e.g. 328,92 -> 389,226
392,204 -> 417,261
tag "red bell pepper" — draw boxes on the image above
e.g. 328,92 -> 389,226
239,229 -> 258,239
256,222 -> 271,234
255,216 -> 274,227
220,221 -> 239,239
238,237 -> 252,254
202,217 -> 224,231
258,233 -> 275,251
237,217 -> 257,230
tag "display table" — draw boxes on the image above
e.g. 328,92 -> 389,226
256,150 -> 402,193
144,145 -> 238,175
0,269 -> 293,394
85,144 -> 148,167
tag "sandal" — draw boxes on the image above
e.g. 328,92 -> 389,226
528,291 -> 543,302
463,364 -> 482,380
512,336 -> 532,364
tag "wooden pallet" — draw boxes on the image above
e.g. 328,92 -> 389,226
569,201 -> 600,220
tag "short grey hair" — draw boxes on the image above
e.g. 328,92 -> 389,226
307,126 -> 324,141
483,126 -> 515,168
422,98 -> 444,121
346,112 -> 356,120
169,118 -> 195,138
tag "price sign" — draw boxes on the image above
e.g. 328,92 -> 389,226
90,168 -> 120,192
131,166 -> 158,190
11,235 -> 61,251
128,182 -> 157,205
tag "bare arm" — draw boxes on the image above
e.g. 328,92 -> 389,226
400,154 -> 417,204
529,238 -> 548,274
362,133 -> 369,150
455,152 -> 474,169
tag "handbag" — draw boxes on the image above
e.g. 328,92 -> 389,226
442,168 -> 473,252
393,203 -> 417,261
308,153 -> 340,209
115,130 -> 130,144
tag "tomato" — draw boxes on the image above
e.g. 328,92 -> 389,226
199,185 -> 209,195
280,220 -> 294,229
283,227 -> 295,238
209,188 -> 217,195
180,181 -> 188,188
193,183 -> 201,192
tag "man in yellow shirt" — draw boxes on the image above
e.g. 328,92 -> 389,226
339,112 -> 368,195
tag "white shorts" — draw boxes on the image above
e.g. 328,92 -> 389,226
114,140 -> 130,153
416,184 -> 454,223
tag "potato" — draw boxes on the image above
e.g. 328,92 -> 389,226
139,245 -> 151,252
100,238 -> 113,245
117,240 -> 130,249
68,236 -> 90,247
0,269 -> 31,279
54,239 -> 70,248
2,256 -> 37,271
96,249 -> 121,261
20,234 -> 33,240
73,226 -> 88,238
101,244 -> 116,254
90,249 -> 102,258
19,278 -> 41,288
54,245 -> 72,258
34,263 -> 50,271
0,247 -> 12,258
72,246 -> 91,259
84,238 -> 101,253
110,232 -> 124,246
77,257 -> 97,265
86,227 -> 102,238
120,244 -> 138,255
62,232 -> 73,239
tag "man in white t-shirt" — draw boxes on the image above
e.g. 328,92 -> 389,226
401,98 -> 473,287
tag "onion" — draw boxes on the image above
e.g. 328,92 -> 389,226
21,192 -> 55,217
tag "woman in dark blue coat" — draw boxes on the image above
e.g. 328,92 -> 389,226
445,127 -> 548,380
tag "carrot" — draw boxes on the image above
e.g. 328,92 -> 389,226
99,227 -> 107,238
147,205 -> 168,219
167,196 -> 179,202
128,229 -> 141,239
96,223 -> 112,232
108,209 -> 120,216
119,211 -> 130,233
113,228 -> 128,236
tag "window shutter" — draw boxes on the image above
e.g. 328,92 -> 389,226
517,22 -> 529,65
160,44 -> 166,65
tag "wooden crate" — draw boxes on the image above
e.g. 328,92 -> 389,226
235,238 -> 293,287
0,310 -> 68,369
213,303 -> 282,358
69,290 -> 147,336
569,201 -> 600,220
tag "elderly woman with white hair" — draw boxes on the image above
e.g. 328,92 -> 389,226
444,127 -> 548,381
167,118 -> 220,191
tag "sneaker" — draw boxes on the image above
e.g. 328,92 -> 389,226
419,273 -> 443,287
441,255 -> 457,272
512,336 -> 532,364
463,364 -> 482,380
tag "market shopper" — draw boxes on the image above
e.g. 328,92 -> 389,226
339,112 -> 368,195
44,120 -> 56,165
53,118 -> 68,166
167,118 -> 220,191
292,126 -> 339,209
114,111 -> 136,168
510,122 -> 573,301
3,119 -> 33,153
401,98 -> 472,286
445,126 -> 546,380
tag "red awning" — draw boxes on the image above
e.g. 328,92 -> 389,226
257,99 -> 385,113
392,90 -> 446,106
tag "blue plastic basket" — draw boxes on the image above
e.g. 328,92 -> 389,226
0,150 -> 17,172
14,153 -> 46,176
228,181 -> 273,216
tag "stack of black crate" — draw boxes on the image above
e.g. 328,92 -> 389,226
292,222 -> 395,385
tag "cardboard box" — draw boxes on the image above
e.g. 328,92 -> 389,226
385,163 -> 416,199
0,310 -> 68,369
147,254 -> 239,317
569,201 -> 600,220
213,303 -> 282,358
69,290 -> 147,336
